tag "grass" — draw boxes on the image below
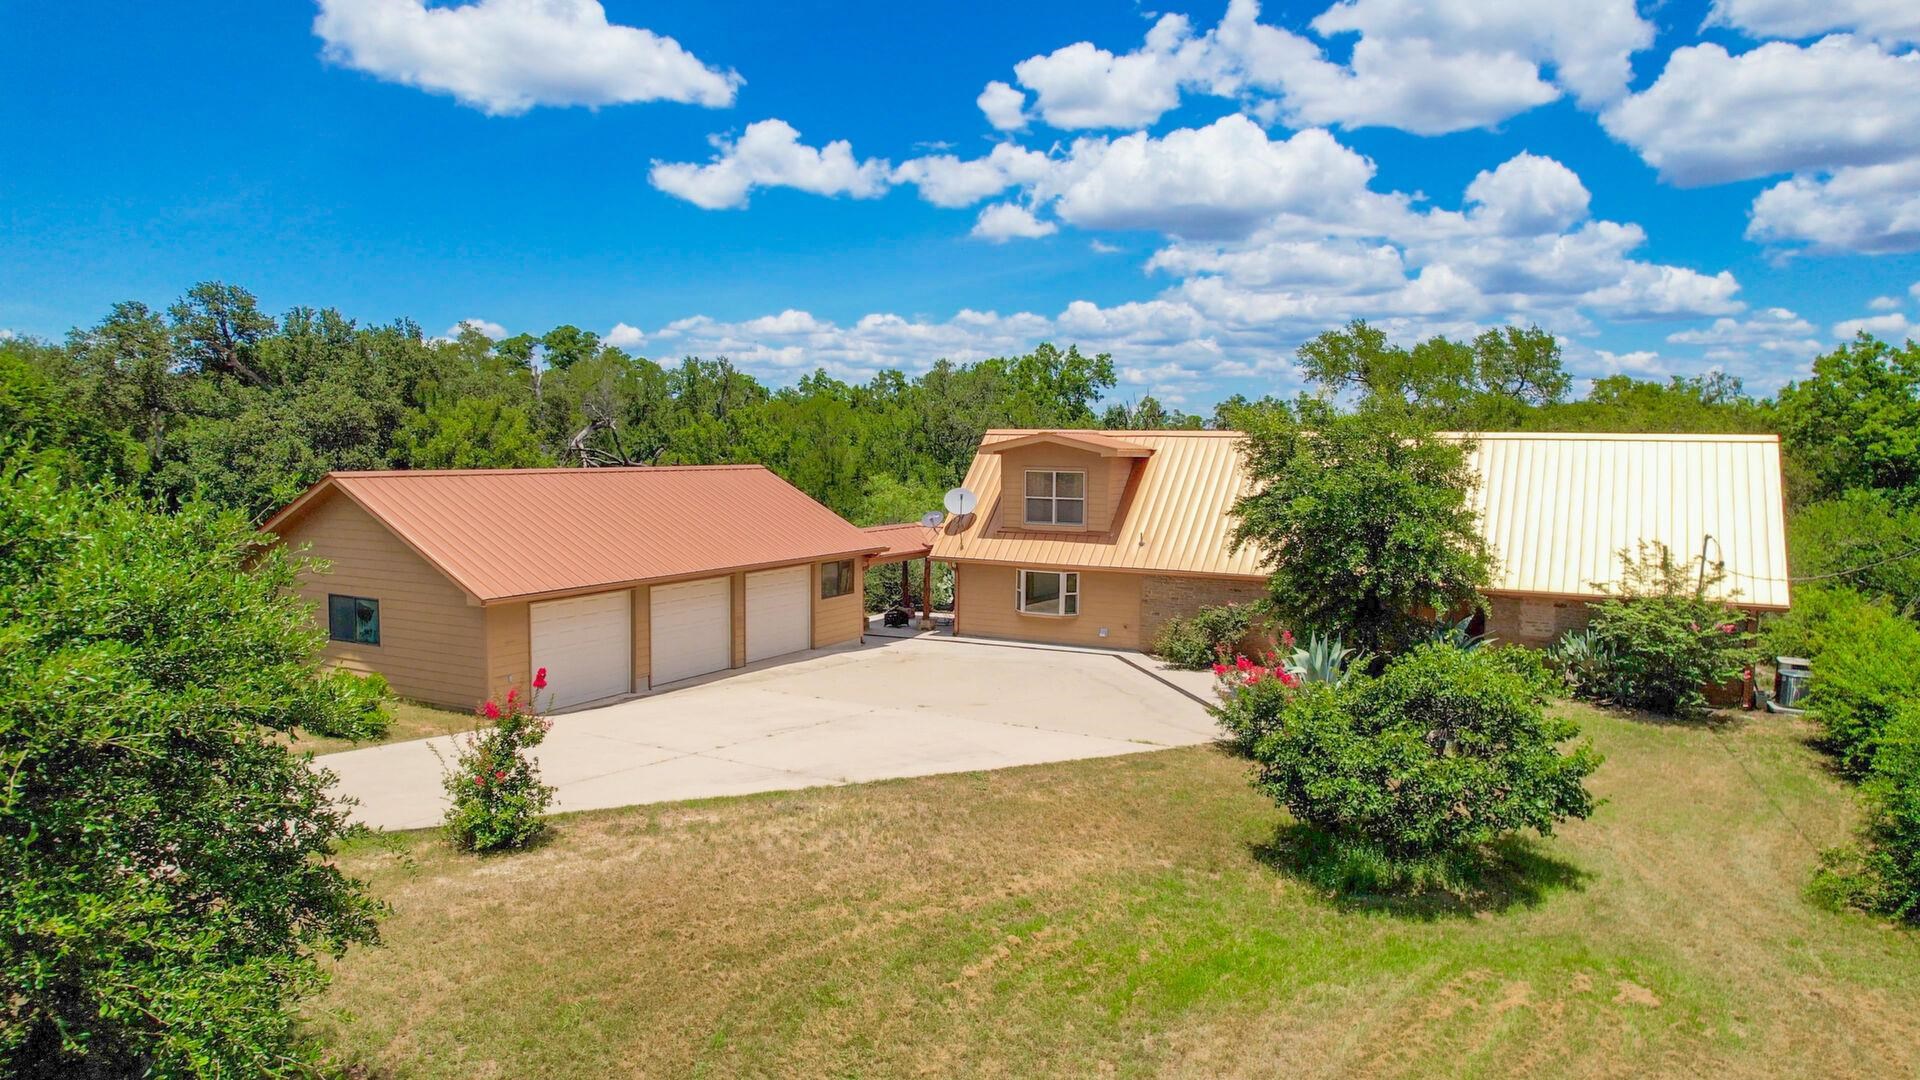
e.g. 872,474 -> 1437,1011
286,700 -> 478,757
310,703 -> 1920,1078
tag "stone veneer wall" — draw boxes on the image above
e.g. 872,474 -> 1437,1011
1139,575 -> 1270,651
1483,594 -> 1593,648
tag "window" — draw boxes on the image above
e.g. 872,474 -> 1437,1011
1024,470 -> 1086,526
327,594 -> 380,645
821,559 -> 855,598
1017,569 -> 1079,616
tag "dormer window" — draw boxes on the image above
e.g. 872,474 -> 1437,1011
1024,470 -> 1086,526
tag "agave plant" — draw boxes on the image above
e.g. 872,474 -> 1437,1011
1429,612 -> 1494,651
1286,631 -> 1371,686
1547,627 -> 1616,696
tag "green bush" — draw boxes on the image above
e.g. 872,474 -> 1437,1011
1799,593 -> 1920,778
1582,542 -> 1756,717
301,668 -> 392,740
1155,601 -> 1267,670
1243,645 -> 1601,861
0,459 -> 383,1076
1817,705 -> 1920,923
442,675 -> 557,853
1482,643 -> 1561,703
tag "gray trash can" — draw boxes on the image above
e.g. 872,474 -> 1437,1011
1775,657 -> 1812,709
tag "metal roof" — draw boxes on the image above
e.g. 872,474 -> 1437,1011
263,466 -> 888,605
932,430 -> 1268,579
932,429 -> 1792,609
860,522 -> 937,564
983,430 -> 1155,457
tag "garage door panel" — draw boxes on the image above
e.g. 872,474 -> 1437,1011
530,591 -> 632,710
746,565 -> 812,663
651,577 -> 732,686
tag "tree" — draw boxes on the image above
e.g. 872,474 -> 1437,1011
1294,320 -> 1570,427
0,459 -> 384,1076
0,341 -> 142,483
1788,490 -> 1920,615
1777,334 -> 1920,503
1231,402 -> 1493,657
396,396 -> 551,470
167,281 -> 276,386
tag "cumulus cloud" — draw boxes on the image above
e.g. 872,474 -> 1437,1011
1601,36 -> 1920,187
971,203 -> 1058,242
446,317 -> 507,339
605,322 -> 645,348
889,143 -> 1051,208
1704,0 -> 1920,44
1747,160 -> 1920,253
649,120 -> 892,209
1664,309 -> 1822,379
975,80 -> 1029,131
985,0 -> 1651,137
313,0 -> 739,115
1833,311 -> 1917,339
1461,153 -> 1592,236
1869,295 -> 1904,311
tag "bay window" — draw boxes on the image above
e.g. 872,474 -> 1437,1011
1017,569 -> 1079,616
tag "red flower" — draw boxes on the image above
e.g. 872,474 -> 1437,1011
533,667 -> 548,690
493,769 -> 505,781
1690,621 -> 1701,632
1280,671 -> 1300,688
1280,629 -> 1295,647
483,700 -> 501,720
506,687 -> 518,705
1719,623 -> 1737,634
473,774 -> 485,786
1235,655 -> 1252,672
1212,663 -> 1228,676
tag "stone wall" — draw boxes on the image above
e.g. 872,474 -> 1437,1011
1139,575 -> 1270,651
1483,594 -> 1593,648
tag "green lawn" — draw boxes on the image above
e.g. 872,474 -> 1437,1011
310,703 -> 1920,1078
286,699 -> 478,757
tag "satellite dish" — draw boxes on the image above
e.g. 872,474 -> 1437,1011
919,511 -> 945,529
943,487 -> 979,516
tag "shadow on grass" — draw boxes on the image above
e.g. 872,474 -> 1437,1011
1250,824 -> 1589,920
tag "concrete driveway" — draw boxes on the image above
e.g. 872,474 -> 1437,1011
323,636 -> 1219,831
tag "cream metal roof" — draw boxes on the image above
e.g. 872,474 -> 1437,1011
1458,432 -> 1790,609
932,430 -> 1268,579
933,429 -> 1792,609
984,430 -> 1155,457
262,466 -> 888,604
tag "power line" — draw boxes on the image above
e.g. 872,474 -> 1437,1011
1718,540 -> 1920,586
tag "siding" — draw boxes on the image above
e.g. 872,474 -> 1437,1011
953,563 -> 1143,649
814,558 -> 865,648
284,491 -> 487,709
992,444 -> 1123,534
632,584 -> 651,689
730,571 -> 748,668
484,602 -> 530,703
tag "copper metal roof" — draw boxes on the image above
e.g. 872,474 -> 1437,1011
983,430 -> 1155,457
860,522 -> 937,564
933,430 -> 1268,579
263,466 -> 888,604
933,429 -> 1792,608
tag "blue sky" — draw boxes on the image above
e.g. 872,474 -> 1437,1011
4,1 -> 1919,409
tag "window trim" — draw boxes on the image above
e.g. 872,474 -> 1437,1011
1022,469 -> 1088,527
1015,569 -> 1080,617
327,594 -> 381,646
820,559 -> 855,599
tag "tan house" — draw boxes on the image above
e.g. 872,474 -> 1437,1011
932,429 -> 1791,651
261,466 -> 888,710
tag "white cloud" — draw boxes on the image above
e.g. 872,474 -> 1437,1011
1869,295 -> 1904,311
1833,311 -> 1916,339
1601,36 -> 1920,187
605,322 -> 645,348
1912,281 -> 1920,301
313,0 -> 739,116
971,203 -> 1058,242
986,0 -> 1651,137
649,119 -> 892,209
1663,309 -> 1822,380
1747,160 -> 1920,253
890,144 -> 1052,208
976,80 -> 1028,131
446,317 -> 507,339
1704,0 -> 1920,44
1462,153 -> 1592,236
1089,240 -> 1123,254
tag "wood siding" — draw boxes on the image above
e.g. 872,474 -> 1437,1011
484,602 -> 529,703
992,444 -> 1123,534
813,558 -> 865,648
953,563 -> 1143,649
632,584 -> 651,690
730,571 -> 747,668
283,492 -> 486,709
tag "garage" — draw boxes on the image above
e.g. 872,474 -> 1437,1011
650,576 -> 733,687
529,591 -> 632,710
745,565 -> 813,662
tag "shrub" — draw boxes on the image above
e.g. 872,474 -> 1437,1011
442,672 -> 557,853
1483,643 -> 1561,704
1817,705 -> 1920,923
1154,601 -> 1267,670
1235,645 -> 1601,861
0,460 -> 383,1076
1798,593 -> 1920,778
300,668 -> 392,740
1581,542 -> 1757,717
1210,652 -> 1302,752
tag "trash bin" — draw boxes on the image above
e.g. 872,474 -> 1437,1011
1775,657 -> 1812,709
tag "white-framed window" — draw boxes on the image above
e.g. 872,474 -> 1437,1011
1024,470 -> 1086,526
1017,569 -> 1080,616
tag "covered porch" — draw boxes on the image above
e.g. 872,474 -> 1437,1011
860,522 -> 948,637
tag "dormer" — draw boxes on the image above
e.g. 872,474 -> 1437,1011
984,430 -> 1154,535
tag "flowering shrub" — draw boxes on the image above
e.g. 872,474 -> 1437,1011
1154,601 -> 1269,670
1579,542 -> 1757,717
1211,649 -> 1302,751
442,668 -> 556,853
1218,645 -> 1600,874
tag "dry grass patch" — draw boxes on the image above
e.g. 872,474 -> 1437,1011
311,704 -> 1920,1078
287,700 -> 478,757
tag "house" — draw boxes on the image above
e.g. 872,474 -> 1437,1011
261,466 -> 889,710
931,429 -> 1790,650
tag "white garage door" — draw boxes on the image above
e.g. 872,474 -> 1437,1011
650,577 -> 732,687
529,591 -> 632,710
746,565 -> 813,663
